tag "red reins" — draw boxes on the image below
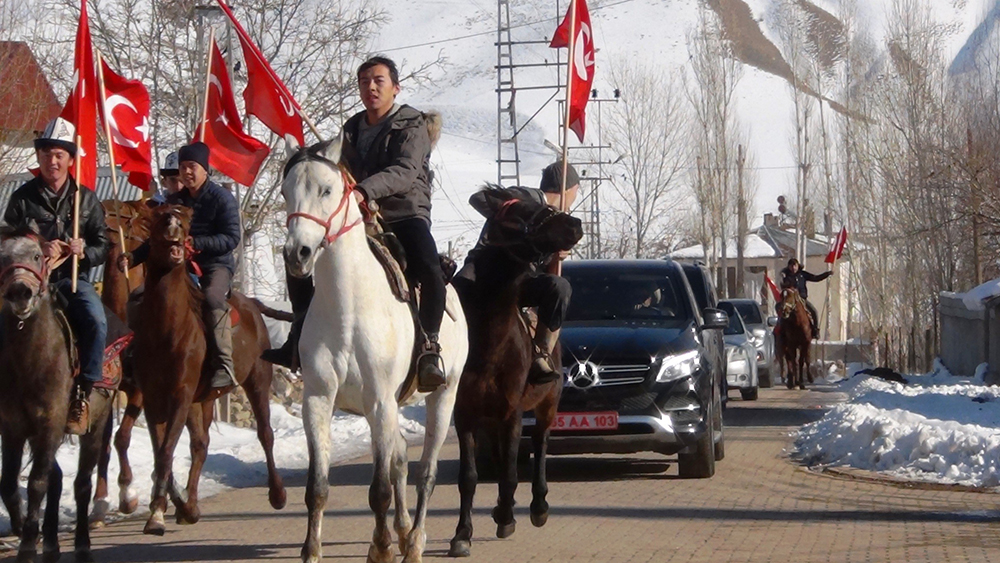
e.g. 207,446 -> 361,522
285,169 -> 362,246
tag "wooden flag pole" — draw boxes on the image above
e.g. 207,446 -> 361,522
96,50 -> 130,282
71,133 -> 83,293
199,29 -> 216,143
554,0 -> 578,277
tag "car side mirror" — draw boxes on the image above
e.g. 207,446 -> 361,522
702,308 -> 728,330
767,316 -> 778,327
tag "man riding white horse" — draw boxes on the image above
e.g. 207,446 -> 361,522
121,142 -> 240,389
265,56 -> 449,392
1,117 -> 109,435
779,258 -> 832,339
452,161 -> 580,384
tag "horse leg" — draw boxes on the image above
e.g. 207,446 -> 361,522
301,380 -> 336,563
75,396 -> 111,563
800,345 -> 810,390
391,430 -> 412,560
367,403 -> 400,563
448,421 -> 477,558
175,401 -> 210,525
115,388 -> 143,514
144,398 -> 191,536
1,435 -> 26,537
785,349 -> 795,390
404,388 -> 456,563
529,396 -> 557,528
241,363 -> 287,510
492,415 -> 522,539
90,406 -> 113,528
19,436 -> 58,563
41,461 -> 62,563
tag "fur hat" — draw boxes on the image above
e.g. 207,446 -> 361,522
540,160 -> 580,194
178,142 -> 210,172
33,117 -> 77,156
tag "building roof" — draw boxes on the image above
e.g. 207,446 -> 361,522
0,41 -> 61,137
669,224 -> 846,261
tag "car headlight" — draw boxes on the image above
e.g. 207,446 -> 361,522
656,350 -> 700,382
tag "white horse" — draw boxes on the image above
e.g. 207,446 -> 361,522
281,137 -> 468,563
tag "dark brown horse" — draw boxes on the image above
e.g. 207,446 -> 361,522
449,189 -> 582,558
0,227 -> 116,562
133,205 -> 285,536
778,288 -> 812,390
92,199 -> 151,525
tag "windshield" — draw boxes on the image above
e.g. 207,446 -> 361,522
733,302 -> 763,325
717,302 -> 747,336
564,270 -> 692,323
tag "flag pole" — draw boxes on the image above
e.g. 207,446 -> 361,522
71,133 -> 83,293
555,0 -> 578,277
96,50 -> 130,282
199,30 -> 216,143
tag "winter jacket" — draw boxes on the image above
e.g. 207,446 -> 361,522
131,180 -> 241,274
340,105 -> 441,225
780,267 -> 831,299
2,176 -> 109,282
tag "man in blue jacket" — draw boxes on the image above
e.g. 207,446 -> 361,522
123,142 -> 241,388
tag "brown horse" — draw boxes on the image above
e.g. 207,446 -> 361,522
92,199 -> 151,525
449,189 -> 582,558
0,227 -> 116,562
778,288 -> 811,390
133,205 -> 285,536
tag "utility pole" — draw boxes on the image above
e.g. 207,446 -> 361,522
736,144 -> 746,298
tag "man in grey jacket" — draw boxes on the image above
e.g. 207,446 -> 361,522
264,56 -> 448,392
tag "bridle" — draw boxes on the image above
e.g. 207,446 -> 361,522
781,289 -> 799,319
0,234 -> 50,310
485,199 -> 560,261
283,145 -> 362,247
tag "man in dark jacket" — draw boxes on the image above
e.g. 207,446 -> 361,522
453,161 -> 580,384
123,142 -> 241,389
779,258 -> 832,339
264,56 -> 449,392
2,117 -> 110,434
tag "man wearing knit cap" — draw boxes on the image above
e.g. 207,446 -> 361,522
123,141 -> 241,389
2,116 -> 110,434
453,160 -> 580,384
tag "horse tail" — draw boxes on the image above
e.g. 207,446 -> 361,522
250,298 -> 294,322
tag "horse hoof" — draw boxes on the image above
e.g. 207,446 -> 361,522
89,498 -> 110,528
119,489 -> 139,515
448,540 -> 471,558
143,511 -> 166,536
366,543 -> 398,563
496,520 -> 516,539
269,486 -> 287,510
530,511 -> 548,527
176,508 -> 200,525
75,548 -> 96,562
42,547 -> 61,563
799,385 -> 807,390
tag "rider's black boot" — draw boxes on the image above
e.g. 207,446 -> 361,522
262,314 -> 304,370
417,333 -> 446,392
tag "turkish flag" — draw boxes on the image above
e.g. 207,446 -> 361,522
824,227 -> 849,264
550,0 -> 595,142
99,60 -> 153,190
194,40 -> 269,186
764,273 -> 781,303
60,0 -> 98,189
215,0 -> 305,144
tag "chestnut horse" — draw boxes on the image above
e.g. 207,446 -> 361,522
449,188 -> 583,558
0,227 -> 116,562
779,288 -> 812,390
92,199 -> 151,525
133,205 -> 285,536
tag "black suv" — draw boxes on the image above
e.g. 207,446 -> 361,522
523,260 -> 728,478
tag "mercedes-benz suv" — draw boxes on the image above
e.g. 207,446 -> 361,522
523,260 -> 728,478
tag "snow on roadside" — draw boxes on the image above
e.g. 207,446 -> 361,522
0,402 -> 426,536
793,361 -> 1000,488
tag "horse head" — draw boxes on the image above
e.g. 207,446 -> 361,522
478,186 -> 583,263
780,287 -> 800,319
281,136 -> 357,278
0,226 -> 51,320
147,205 -> 194,271
104,199 -> 154,247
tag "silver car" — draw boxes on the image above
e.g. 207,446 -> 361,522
718,300 -> 759,401
721,298 -> 776,388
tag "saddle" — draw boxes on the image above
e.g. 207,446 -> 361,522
49,293 -> 132,392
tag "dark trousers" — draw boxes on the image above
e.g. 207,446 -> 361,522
805,300 -> 818,330
200,265 -> 232,312
387,218 -> 446,335
520,274 -> 572,330
53,278 -> 107,384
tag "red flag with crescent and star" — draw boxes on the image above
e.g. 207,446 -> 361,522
215,0 -> 305,144
60,0 -> 98,189
194,40 -> 269,186
98,60 -> 153,190
550,0 -> 595,142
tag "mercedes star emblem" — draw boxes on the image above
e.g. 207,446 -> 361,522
567,361 -> 600,389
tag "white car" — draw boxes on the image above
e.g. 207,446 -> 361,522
719,300 -> 760,401
723,298 -> 776,388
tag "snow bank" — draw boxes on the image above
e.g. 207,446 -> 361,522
0,403 -> 426,536
959,277 -> 1000,310
794,368 -> 1000,487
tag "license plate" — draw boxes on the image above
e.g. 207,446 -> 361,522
552,412 -> 619,431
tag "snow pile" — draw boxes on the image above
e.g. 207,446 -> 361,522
0,403 -> 426,536
959,277 -> 1000,310
794,367 -> 1000,488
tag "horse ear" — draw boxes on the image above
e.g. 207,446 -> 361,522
284,134 -> 301,159
318,138 -> 341,164
470,185 -> 512,218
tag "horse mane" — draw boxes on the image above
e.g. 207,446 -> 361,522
0,224 -> 43,242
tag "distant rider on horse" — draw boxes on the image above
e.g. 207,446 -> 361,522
2,117 -> 109,435
121,142 -> 240,390
452,161 -> 580,384
780,258 -> 832,339
264,56 -> 450,392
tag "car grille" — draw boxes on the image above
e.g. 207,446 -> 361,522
562,362 -> 651,388
560,387 -> 658,415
